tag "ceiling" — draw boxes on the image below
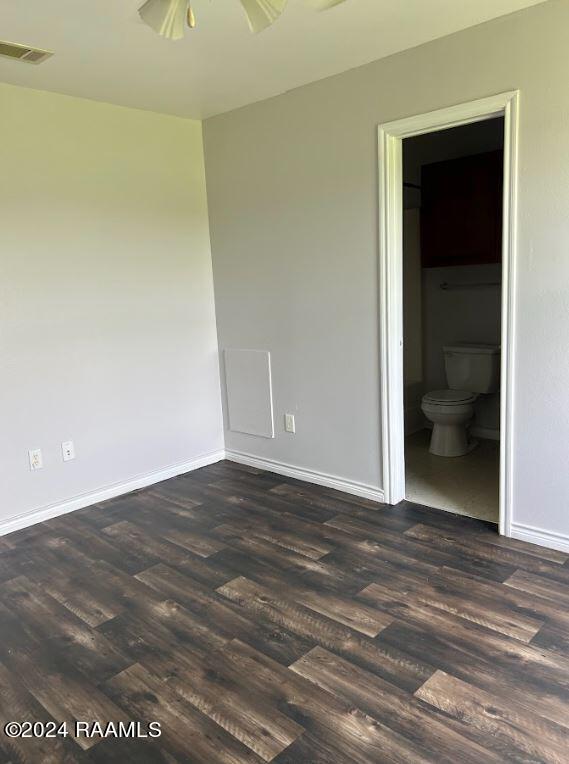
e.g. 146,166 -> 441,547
0,0 -> 545,119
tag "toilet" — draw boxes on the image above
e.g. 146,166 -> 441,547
421,343 -> 500,457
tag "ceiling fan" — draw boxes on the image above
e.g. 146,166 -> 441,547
138,0 -> 348,40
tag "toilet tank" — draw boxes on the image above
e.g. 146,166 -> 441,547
443,343 -> 500,393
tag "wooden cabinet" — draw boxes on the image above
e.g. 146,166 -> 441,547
420,150 -> 503,268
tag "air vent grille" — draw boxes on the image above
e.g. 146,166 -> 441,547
0,40 -> 53,65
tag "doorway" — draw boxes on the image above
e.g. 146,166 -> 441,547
403,119 -> 503,522
378,92 -> 519,536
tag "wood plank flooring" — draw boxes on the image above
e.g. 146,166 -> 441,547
1,459 -> 568,762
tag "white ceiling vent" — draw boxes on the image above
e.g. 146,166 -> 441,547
0,40 -> 53,65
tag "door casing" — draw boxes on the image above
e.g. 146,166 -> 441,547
377,91 -> 520,537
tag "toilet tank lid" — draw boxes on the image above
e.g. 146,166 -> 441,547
443,342 -> 500,355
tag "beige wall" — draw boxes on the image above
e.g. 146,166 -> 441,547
204,0 -> 569,538
1,83 -> 223,525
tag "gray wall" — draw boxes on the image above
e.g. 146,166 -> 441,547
1,83 -> 224,525
204,0 -> 569,538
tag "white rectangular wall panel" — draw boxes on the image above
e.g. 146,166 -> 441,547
224,349 -> 275,438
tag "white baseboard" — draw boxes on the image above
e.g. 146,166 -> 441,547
0,449 -> 225,537
510,522 -> 569,555
225,449 -> 384,504
8,446 -> 566,558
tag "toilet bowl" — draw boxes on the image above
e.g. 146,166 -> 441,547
421,343 -> 500,458
421,389 -> 478,457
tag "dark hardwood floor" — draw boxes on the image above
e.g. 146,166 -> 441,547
1,459 -> 569,762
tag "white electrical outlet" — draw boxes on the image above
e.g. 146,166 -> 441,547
62,440 -> 75,462
284,413 -> 296,434
29,448 -> 43,471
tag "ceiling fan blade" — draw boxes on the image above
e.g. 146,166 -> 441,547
239,0 -> 288,33
138,0 -> 189,40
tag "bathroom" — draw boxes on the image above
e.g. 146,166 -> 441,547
403,117 -> 504,523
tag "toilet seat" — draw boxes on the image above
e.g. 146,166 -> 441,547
420,390 -> 477,457
422,389 -> 476,406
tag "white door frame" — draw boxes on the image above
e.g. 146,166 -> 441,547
378,91 -> 519,537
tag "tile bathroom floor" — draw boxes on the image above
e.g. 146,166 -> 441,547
405,428 -> 500,523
